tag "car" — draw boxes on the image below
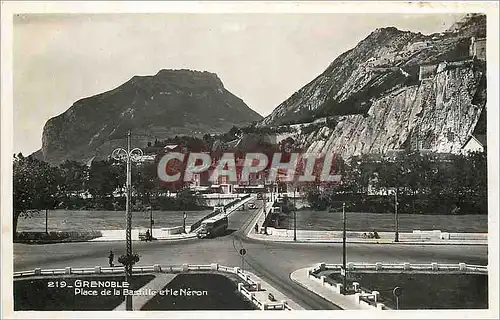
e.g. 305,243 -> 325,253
248,203 -> 257,209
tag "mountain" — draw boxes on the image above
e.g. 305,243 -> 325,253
259,14 -> 487,158
37,69 -> 262,164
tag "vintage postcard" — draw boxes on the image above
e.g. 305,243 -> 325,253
1,1 -> 499,319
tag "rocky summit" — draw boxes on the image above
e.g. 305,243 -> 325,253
259,13 -> 487,159
38,69 -> 262,164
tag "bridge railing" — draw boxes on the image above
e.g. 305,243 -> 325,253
14,262 -> 293,311
189,194 -> 252,232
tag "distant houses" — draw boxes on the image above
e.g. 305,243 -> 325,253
418,64 -> 438,81
461,134 -> 487,153
415,35 -> 485,82
469,36 -> 486,61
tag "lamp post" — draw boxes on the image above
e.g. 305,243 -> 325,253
342,202 -> 347,295
45,209 -> 48,234
183,211 -> 187,233
111,130 -> 143,311
394,188 -> 399,242
148,206 -> 153,239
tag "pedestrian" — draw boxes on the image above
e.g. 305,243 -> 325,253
255,223 -> 259,233
146,229 -> 151,241
108,250 -> 114,267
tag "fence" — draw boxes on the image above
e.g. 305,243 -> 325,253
309,262 -> 488,275
14,262 -> 292,311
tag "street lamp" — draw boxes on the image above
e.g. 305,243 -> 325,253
394,188 -> 399,242
293,185 -> 297,242
111,130 -> 143,311
342,202 -> 347,295
146,206 -> 154,239
183,211 -> 187,233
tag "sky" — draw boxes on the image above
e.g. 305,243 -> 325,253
13,12 -> 465,156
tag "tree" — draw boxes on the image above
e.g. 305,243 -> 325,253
87,160 -> 123,208
58,160 -> 88,199
133,161 -> 158,207
175,187 -> 206,210
13,154 -> 60,237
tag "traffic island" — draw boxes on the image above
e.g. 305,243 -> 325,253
292,262 -> 488,310
14,263 -> 302,311
327,272 -> 488,309
14,274 -> 155,311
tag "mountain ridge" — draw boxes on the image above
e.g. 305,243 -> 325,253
258,13 -> 486,158
38,69 -> 262,164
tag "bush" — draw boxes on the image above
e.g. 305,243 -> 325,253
14,231 -> 102,244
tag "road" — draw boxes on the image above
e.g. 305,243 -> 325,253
13,206 -> 488,310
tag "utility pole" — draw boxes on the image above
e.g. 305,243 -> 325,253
342,202 -> 347,295
149,206 -> 153,239
45,209 -> 48,234
395,188 -> 399,242
183,211 -> 187,233
293,186 -> 297,241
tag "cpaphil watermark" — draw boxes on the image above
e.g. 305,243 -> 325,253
156,152 -> 342,184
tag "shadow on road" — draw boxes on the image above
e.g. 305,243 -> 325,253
220,229 -> 237,237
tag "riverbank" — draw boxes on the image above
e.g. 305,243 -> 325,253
276,210 -> 488,233
17,209 -> 212,233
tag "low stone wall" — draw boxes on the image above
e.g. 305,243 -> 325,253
157,226 -> 185,236
97,227 -> 186,241
264,228 -> 487,242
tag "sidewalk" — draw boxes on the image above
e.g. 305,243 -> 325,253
240,268 -> 305,310
114,273 -> 176,310
90,227 -> 197,242
290,267 -> 367,310
245,207 -> 488,246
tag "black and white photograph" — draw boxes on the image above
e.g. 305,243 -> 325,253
1,1 -> 498,319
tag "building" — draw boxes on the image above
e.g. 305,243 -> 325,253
136,154 -> 156,164
419,64 -> 438,81
164,144 -> 184,153
462,134 -> 486,153
469,37 -> 486,61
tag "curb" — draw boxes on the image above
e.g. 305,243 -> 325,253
246,237 -> 487,246
89,234 -> 198,242
244,216 -> 487,246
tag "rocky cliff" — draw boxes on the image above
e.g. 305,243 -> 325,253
260,14 -> 487,158
39,69 -> 262,164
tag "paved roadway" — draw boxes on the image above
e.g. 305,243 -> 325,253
13,206 -> 488,310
